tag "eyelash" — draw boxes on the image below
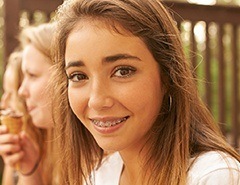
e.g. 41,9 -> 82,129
112,66 -> 136,78
67,72 -> 88,82
26,72 -> 37,79
67,66 -> 137,83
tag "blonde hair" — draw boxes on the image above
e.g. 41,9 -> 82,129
18,22 -> 56,185
52,0 -> 240,184
3,51 -> 24,112
19,23 -> 56,61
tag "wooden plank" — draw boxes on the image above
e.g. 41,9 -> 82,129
164,1 -> 240,24
21,0 -> 63,13
190,22 -> 197,74
205,23 -> 212,109
3,0 -> 20,66
217,24 -> 226,135
231,25 -> 239,148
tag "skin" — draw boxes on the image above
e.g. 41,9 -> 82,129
18,44 -> 53,129
65,20 -> 165,184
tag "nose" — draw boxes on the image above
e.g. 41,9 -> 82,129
18,80 -> 29,99
88,80 -> 114,110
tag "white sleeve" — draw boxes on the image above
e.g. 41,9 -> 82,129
197,168 -> 240,185
188,151 -> 240,185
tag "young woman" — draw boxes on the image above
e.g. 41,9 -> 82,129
0,50 -> 42,185
0,23 -> 57,185
1,50 -> 24,185
52,0 -> 240,184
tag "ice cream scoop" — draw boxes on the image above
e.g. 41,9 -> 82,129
0,110 -> 23,134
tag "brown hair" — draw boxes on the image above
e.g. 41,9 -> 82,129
52,0 -> 240,184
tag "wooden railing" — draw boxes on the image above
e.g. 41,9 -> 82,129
3,0 -> 63,66
164,1 -> 240,150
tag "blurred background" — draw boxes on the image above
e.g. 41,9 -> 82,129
0,0 -> 239,183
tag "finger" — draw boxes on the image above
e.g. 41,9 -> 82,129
0,125 -> 8,134
0,134 -> 19,145
0,144 -> 21,156
4,151 -> 24,166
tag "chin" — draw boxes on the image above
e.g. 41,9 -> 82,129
96,142 -> 122,152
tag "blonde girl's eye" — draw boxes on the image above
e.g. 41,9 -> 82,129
112,66 -> 136,78
26,71 -> 38,79
67,72 -> 88,82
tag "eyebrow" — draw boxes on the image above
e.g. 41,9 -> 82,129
65,61 -> 84,70
103,54 -> 141,63
65,53 -> 141,70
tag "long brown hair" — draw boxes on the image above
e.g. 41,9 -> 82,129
52,0 -> 240,184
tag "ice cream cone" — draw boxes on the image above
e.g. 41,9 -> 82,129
0,114 -> 23,134
0,111 -> 23,170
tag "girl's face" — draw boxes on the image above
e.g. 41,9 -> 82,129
65,21 -> 164,152
18,44 -> 53,129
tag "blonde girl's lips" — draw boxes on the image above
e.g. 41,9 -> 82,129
27,105 -> 36,113
27,107 -> 33,112
90,116 -> 129,128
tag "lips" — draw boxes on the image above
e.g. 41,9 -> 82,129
27,105 -> 35,113
90,116 -> 129,128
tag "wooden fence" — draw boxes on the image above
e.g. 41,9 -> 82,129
164,1 -> 240,150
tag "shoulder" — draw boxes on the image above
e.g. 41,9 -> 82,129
91,152 -> 123,185
188,151 -> 240,185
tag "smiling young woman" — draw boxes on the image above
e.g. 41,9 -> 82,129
65,21 -> 163,153
52,0 -> 240,184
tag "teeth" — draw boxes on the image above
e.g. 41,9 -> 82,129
92,117 -> 127,128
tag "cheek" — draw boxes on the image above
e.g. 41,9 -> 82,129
31,85 -> 43,101
125,78 -> 163,123
68,88 -> 85,119
123,77 -> 162,108
35,78 -> 51,102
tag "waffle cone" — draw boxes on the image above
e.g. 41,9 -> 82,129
0,115 -> 23,134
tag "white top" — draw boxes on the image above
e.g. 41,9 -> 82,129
89,151 -> 240,185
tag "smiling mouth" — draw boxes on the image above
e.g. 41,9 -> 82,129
90,116 -> 129,128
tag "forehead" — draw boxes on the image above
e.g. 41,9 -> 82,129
22,44 -> 51,70
66,20 -> 147,58
71,18 -> 132,37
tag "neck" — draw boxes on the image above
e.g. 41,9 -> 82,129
119,144 -> 150,185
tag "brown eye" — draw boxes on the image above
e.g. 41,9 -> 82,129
113,66 -> 136,78
68,73 -> 88,82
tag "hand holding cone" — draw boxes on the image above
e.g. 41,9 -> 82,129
0,110 -> 23,170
